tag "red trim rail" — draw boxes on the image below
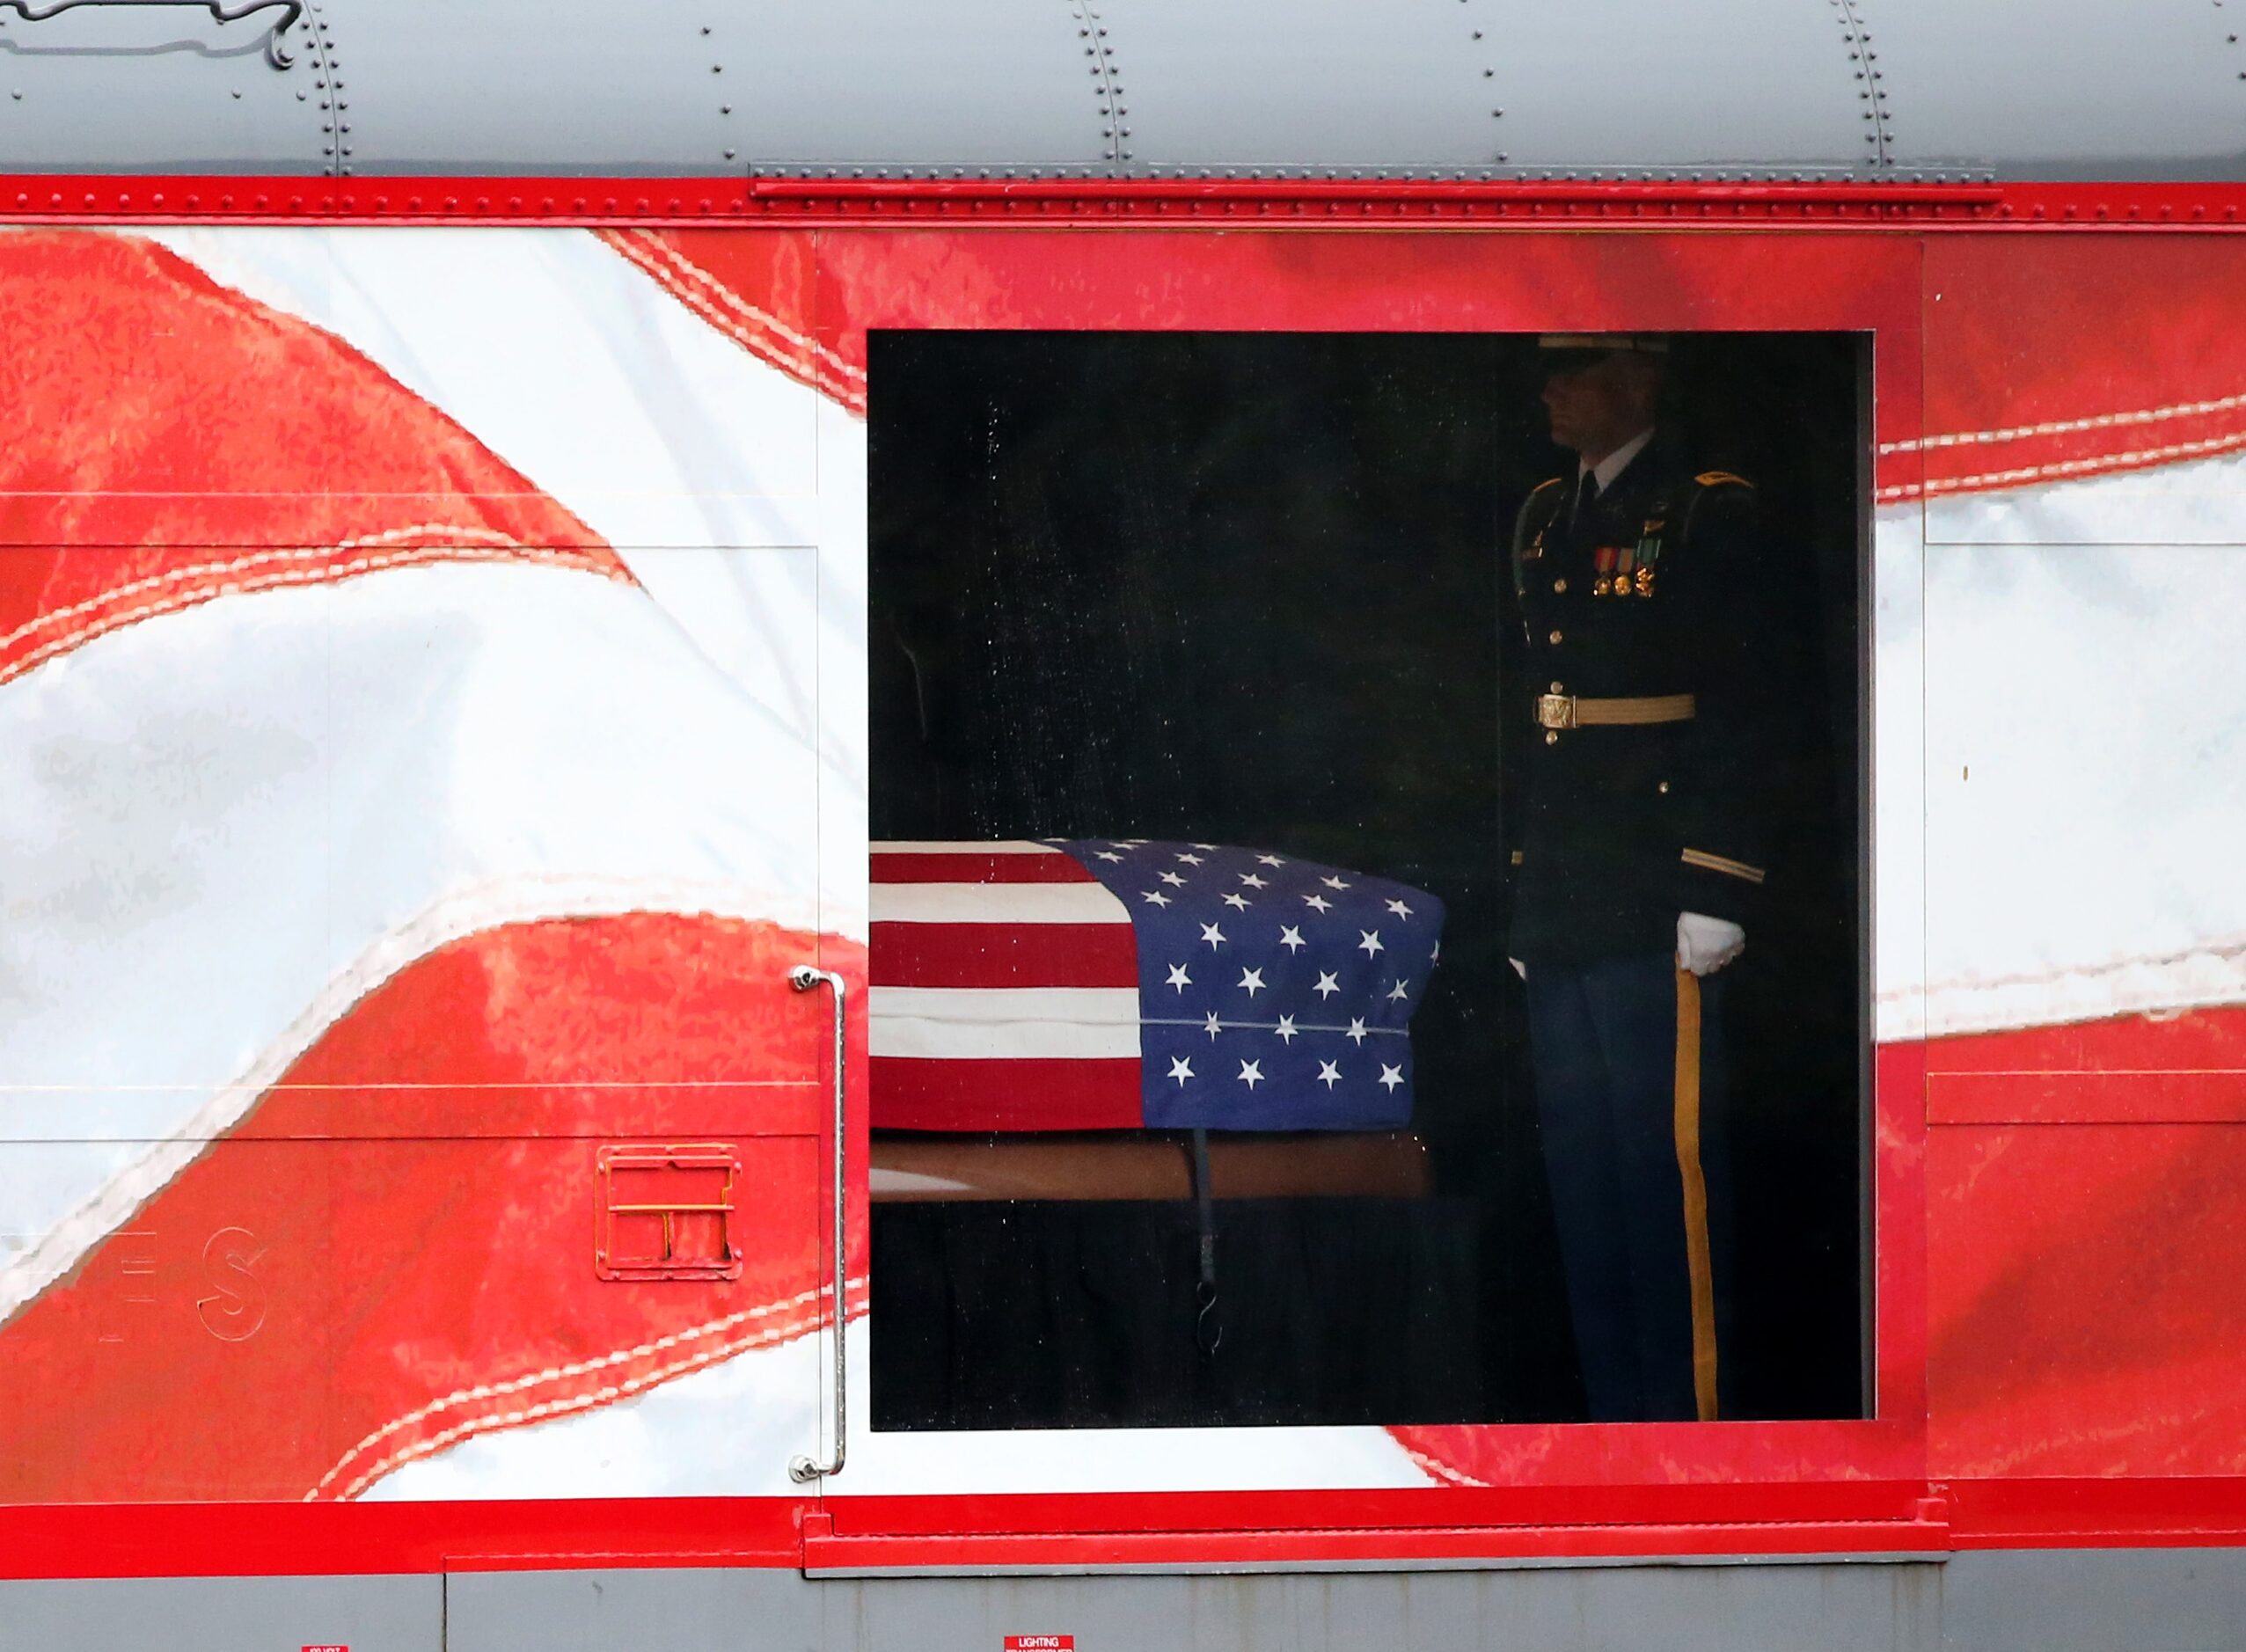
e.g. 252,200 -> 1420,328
0,175 -> 2243,230
9,1480 -> 2246,1579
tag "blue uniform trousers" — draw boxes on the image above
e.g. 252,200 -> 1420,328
1526,954 -> 1736,1422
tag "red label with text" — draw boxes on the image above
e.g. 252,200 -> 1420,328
1005,1640 -> 1073,1651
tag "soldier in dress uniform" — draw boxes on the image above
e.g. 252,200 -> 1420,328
1506,334 -> 1771,1423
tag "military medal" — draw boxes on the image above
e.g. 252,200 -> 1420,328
1631,518 -> 1665,598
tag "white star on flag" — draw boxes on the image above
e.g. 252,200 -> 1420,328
1304,894 -> 1333,913
1142,889 -> 1172,907
1378,1064 -> 1405,1093
1237,967 -> 1267,998
1222,892 -> 1251,910
1346,1018 -> 1368,1044
1317,1061 -> 1342,1090
1239,873 -> 1269,889
1203,1011 -> 1223,1040
1238,1059 -> 1264,1090
1095,851 -> 1124,862
1168,1056 -> 1195,1086
1387,980 -> 1409,1001
1200,922 -> 1226,950
1190,842 -> 1218,850
1176,852 -> 1205,866
1279,925 -> 1306,952
1275,1014 -> 1299,1043
1321,874 -> 1351,890
1386,898 -> 1413,918
1166,962 -> 1192,993
1357,930 -> 1384,957
1160,870 -> 1188,887
1255,854 -> 1286,866
1108,841 -> 1136,851
1313,972 -> 1341,998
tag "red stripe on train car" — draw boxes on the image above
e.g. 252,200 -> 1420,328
869,923 -> 1138,989
1927,1002 -> 2246,1076
871,1056 -> 1143,1131
15,1477 -> 2246,1576
6,175 -> 2246,231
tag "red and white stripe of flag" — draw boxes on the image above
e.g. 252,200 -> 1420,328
870,842 -> 1144,1131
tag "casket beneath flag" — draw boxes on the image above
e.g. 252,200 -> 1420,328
870,839 -> 1445,1133
868,839 -> 1474,1430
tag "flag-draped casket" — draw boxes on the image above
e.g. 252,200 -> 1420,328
871,840 -> 1445,1133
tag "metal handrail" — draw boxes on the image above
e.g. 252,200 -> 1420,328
787,963 -> 848,1484
0,0 -> 301,68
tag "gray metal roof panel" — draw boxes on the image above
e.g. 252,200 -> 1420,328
1856,0 -> 2246,181
1477,0 -> 1872,174
0,0 -> 2237,183
333,0 -> 1109,177
1112,0 -> 1872,177
1110,0 -> 1502,173
0,4 -> 326,172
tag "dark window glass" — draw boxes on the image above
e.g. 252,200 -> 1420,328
867,331 -> 1867,1429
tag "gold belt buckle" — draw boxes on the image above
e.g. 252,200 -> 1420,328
1536,692 -> 1576,730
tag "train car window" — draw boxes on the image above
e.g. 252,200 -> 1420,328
867,330 -> 1867,1428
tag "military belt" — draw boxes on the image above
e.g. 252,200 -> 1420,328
1535,691 -> 1696,731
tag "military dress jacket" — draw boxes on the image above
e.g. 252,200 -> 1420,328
1505,438 -> 1774,965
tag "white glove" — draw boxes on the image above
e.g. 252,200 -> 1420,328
1677,912 -> 1745,976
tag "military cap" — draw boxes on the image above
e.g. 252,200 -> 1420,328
1534,333 -> 1672,377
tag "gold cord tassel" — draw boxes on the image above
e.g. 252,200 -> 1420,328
1673,967 -> 1719,1422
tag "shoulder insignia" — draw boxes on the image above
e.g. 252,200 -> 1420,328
1679,465 -> 1757,550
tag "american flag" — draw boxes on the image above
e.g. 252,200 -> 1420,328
870,839 -> 1444,1132
8,220 -> 2246,1506
0,225 -> 862,1504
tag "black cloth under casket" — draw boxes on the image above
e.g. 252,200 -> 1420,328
871,1196 -> 1483,1430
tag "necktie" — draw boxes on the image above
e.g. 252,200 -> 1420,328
1571,471 -> 1600,543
